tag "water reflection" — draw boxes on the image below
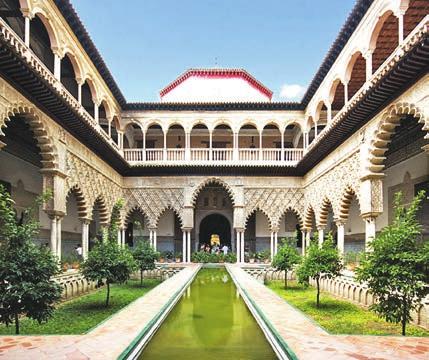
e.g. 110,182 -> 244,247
139,268 -> 276,360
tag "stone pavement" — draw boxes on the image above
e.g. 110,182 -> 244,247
227,264 -> 429,360
0,264 -> 200,360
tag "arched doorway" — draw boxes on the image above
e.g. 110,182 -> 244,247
194,181 -> 234,252
199,213 -> 231,249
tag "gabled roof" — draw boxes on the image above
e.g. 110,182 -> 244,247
159,68 -> 273,100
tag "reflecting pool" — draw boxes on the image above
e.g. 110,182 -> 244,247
139,268 -> 277,359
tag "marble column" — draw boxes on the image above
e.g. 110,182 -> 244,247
336,222 -> 345,255
365,216 -> 376,250
81,220 -> 90,259
182,230 -> 186,263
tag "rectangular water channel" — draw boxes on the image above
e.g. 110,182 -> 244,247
138,268 -> 277,359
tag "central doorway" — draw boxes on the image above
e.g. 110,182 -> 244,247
199,213 -> 231,248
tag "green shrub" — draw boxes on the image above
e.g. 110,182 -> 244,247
224,253 -> 237,263
191,251 -> 237,263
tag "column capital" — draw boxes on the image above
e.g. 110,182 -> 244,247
80,217 -> 92,225
46,210 -> 65,219
334,219 -> 346,227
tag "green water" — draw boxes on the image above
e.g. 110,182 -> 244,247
139,268 -> 277,360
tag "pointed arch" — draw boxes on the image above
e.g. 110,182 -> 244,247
277,206 -> 303,230
338,186 -> 361,222
303,205 -> 316,230
244,206 -> 273,231
191,177 -> 236,206
124,206 -> 149,227
367,102 -> 427,174
91,195 -> 109,225
155,206 -> 183,228
66,185 -> 88,219
0,103 -> 58,169
318,197 -> 335,228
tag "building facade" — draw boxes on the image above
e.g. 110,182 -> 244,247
0,0 -> 428,262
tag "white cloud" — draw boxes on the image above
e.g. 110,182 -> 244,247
279,84 -> 306,100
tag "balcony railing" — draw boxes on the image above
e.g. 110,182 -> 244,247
0,17 -> 121,153
123,148 -> 304,166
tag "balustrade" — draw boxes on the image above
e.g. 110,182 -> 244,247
124,147 -> 304,165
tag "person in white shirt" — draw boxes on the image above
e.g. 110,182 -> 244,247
222,244 -> 228,255
75,244 -> 83,258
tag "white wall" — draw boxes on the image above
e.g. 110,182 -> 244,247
161,76 -> 271,103
378,152 -> 429,230
0,151 -> 50,230
157,210 -> 174,236
255,211 -> 270,237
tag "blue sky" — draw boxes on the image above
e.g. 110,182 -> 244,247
71,0 -> 356,102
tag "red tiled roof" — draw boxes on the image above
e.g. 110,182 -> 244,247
159,68 -> 273,100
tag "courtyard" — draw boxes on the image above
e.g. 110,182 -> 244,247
0,0 -> 428,358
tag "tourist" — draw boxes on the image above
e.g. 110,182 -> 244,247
222,244 -> 228,255
75,244 -> 83,259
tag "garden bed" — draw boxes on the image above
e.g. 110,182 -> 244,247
267,280 -> 429,337
0,279 -> 161,335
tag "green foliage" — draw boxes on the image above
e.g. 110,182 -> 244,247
133,241 -> 160,285
81,241 -> 136,307
356,191 -> 429,336
267,280 -> 429,336
272,238 -> 301,288
0,184 -> 62,334
191,251 -> 237,263
343,251 -> 363,266
81,200 -> 136,307
257,249 -> 271,262
160,250 -> 174,260
0,279 -> 160,335
297,233 -> 342,307
224,252 -> 237,263
107,198 -> 124,243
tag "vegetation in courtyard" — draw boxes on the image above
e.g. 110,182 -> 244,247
81,200 -> 136,307
296,234 -> 342,307
267,280 -> 429,336
272,238 -> 301,288
0,185 -> 62,334
356,191 -> 429,336
0,279 -> 160,335
133,240 -> 160,285
191,251 -> 237,263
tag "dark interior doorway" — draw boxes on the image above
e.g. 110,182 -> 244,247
199,214 -> 231,248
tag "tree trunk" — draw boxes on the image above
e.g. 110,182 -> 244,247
140,269 -> 143,286
105,282 -> 110,307
402,297 -> 407,336
284,270 -> 288,289
316,277 -> 320,308
14,312 -> 19,335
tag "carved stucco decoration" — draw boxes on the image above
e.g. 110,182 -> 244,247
366,102 -> 428,175
304,152 -> 361,228
123,188 -> 184,228
65,153 -> 122,222
244,187 -> 304,231
0,102 -> 59,169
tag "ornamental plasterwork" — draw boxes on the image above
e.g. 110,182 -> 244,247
244,188 -> 304,230
123,188 -> 185,228
65,153 -> 122,219
304,151 -> 361,226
